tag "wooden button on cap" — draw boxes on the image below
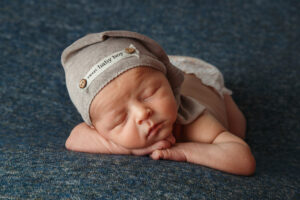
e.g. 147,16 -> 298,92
125,47 -> 135,54
79,79 -> 87,89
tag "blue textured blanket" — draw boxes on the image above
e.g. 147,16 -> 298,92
0,0 -> 299,199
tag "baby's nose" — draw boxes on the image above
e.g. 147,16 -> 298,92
136,106 -> 153,125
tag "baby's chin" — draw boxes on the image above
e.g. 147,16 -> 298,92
121,133 -> 172,150
147,126 -> 174,145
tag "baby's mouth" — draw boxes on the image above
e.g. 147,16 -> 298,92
147,122 -> 163,138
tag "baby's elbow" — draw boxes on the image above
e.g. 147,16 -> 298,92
229,144 -> 256,176
65,135 -> 74,151
65,123 -> 86,151
240,149 -> 256,176
65,126 -> 81,151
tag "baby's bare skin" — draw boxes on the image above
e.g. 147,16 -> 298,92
65,67 -> 255,175
180,73 -> 246,138
66,67 -> 177,154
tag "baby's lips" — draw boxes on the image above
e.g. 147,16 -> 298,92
147,122 -> 163,138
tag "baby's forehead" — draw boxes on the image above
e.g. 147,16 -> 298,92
91,66 -> 166,111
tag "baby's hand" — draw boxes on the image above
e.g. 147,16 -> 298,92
150,143 -> 187,162
164,134 -> 176,145
130,134 -> 176,156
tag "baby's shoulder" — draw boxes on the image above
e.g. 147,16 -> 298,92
175,111 -> 226,143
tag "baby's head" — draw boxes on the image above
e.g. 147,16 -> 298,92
61,31 -> 184,148
89,66 -> 177,148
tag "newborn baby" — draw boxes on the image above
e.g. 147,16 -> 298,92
61,30 -> 255,175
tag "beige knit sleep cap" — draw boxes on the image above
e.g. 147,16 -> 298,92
61,30 -> 186,125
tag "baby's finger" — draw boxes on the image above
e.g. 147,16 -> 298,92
150,148 -> 187,162
131,140 -> 171,156
150,150 -> 161,160
165,134 -> 176,145
150,140 -> 172,151
150,149 -> 171,160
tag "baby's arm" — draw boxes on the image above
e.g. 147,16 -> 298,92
65,123 -> 126,154
65,122 -> 174,156
151,111 -> 256,176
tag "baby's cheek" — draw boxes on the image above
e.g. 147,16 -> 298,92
160,96 -> 177,116
115,128 -> 146,149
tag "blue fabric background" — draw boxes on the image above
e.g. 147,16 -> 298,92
0,0 -> 299,199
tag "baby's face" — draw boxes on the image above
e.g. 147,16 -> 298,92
90,67 -> 178,149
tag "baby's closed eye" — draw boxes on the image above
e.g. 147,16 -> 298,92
109,113 -> 128,130
141,86 -> 160,101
